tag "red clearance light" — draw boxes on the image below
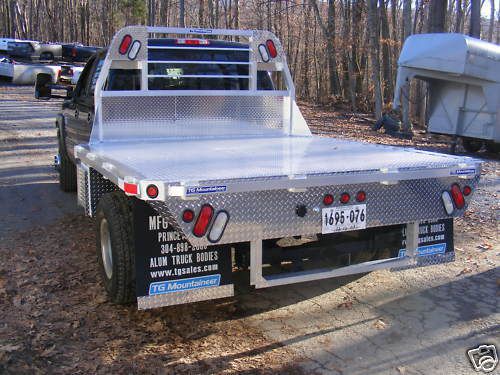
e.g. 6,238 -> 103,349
450,184 -> 465,209
182,209 -> 195,223
119,34 -> 133,55
124,182 -> 138,195
266,39 -> 278,58
356,191 -> 366,202
323,194 -> 334,206
463,186 -> 472,196
340,192 -> 350,204
146,184 -> 159,199
176,38 -> 210,45
193,205 -> 214,237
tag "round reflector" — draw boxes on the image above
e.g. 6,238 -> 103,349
182,209 -> 194,223
193,205 -> 214,237
323,194 -> 334,206
463,185 -> 472,196
340,192 -> 350,204
146,184 -> 159,199
356,191 -> 366,202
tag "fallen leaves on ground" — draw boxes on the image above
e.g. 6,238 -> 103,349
0,216 -> 304,374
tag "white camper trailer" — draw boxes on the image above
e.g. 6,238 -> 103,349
394,33 -> 500,153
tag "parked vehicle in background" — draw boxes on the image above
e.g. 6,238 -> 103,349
8,40 -> 62,61
0,37 -> 16,52
62,43 -> 101,63
0,56 -> 61,84
59,64 -> 84,84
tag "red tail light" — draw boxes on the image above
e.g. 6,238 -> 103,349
119,34 -> 132,55
146,184 -> 159,199
356,191 -> 366,202
266,39 -> 278,58
176,38 -> 209,45
182,209 -> 194,223
340,192 -> 350,204
323,194 -> 334,206
450,184 -> 465,209
193,205 -> 214,237
123,182 -> 138,195
463,186 -> 472,196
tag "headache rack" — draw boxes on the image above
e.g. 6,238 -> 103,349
90,26 -> 311,145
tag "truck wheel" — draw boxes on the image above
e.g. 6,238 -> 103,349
57,136 -> 77,192
95,192 -> 135,304
462,138 -> 483,153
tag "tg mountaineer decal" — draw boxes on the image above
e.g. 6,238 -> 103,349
149,274 -> 221,295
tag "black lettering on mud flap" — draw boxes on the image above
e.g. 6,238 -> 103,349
399,218 -> 453,258
133,200 -> 232,298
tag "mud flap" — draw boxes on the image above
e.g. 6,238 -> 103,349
391,218 -> 454,271
133,200 -> 234,310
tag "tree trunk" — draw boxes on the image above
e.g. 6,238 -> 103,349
401,0 -> 412,133
454,0 -> 463,32
379,0 -> 392,102
309,0 -> 341,98
179,0 -> 185,27
367,0 -> 383,119
487,0 -> 494,42
429,0 -> 447,33
469,0 -> 481,37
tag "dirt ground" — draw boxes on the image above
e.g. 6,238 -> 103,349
0,83 -> 498,374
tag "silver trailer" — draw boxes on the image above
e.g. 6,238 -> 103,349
38,27 -> 482,310
393,33 -> 500,153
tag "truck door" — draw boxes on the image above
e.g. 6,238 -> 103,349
63,56 -> 103,157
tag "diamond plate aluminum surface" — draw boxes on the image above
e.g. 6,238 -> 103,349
391,252 -> 455,271
77,164 -> 89,215
88,168 -> 119,216
96,95 -> 285,141
137,284 -> 234,309
83,136 -> 479,183
151,176 -> 480,246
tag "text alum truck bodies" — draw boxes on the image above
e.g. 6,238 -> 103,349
45,26 -> 481,310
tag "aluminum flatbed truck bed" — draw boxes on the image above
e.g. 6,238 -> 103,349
40,26 -> 482,310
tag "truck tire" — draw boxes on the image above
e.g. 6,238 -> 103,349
57,134 -> 77,192
95,192 -> 135,304
462,138 -> 483,153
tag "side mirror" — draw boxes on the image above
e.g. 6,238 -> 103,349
34,73 -> 52,100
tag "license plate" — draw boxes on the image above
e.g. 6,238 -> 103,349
322,204 -> 367,234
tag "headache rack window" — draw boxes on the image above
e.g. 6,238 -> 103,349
147,39 -> 255,91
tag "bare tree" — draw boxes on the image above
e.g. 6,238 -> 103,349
429,0 -> 448,33
487,0 -> 495,42
368,0 -> 383,119
401,0 -> 412,133
179,0 -> 185,27
469,0 -> 481,37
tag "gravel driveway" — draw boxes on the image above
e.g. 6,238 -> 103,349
0,83 -> 498,374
